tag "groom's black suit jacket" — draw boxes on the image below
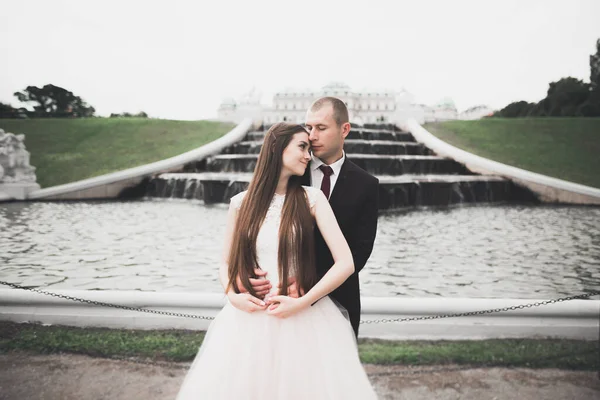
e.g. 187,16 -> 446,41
302,158 -> 379,337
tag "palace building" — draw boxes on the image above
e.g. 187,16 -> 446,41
217,82 -> 489,125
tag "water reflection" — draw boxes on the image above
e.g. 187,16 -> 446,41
1,200 -> 599,298
368,205 -> 600,298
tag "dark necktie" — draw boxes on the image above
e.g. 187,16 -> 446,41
319,165 -> 334,200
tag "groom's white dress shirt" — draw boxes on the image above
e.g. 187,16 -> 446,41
309,151 -> 346,195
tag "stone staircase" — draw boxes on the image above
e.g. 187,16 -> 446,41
146,125 -> 537,210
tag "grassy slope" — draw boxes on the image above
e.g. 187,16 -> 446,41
424,118 -> 600,189
0,118 -> 235,188
0,322 -> 596,370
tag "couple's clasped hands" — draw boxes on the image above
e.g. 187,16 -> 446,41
227,269 -> 306,318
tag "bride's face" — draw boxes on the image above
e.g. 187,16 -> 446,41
281,132 -> 311,176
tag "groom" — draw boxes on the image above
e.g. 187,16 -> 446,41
249,97 -> 379,337
300,97 -> 379,337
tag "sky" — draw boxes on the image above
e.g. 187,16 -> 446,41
1,0 -> 600,120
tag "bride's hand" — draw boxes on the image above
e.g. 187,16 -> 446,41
227,292 -> 267,313
266,295 -> 308,318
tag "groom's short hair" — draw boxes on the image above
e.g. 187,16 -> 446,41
310,97 -> 349,127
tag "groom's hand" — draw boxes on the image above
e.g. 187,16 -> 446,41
278,278 -> 305,299
236,268 -> 271,299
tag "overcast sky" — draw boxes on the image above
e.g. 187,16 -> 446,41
2,0 -> 599,119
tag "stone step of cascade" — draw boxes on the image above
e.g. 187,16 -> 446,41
155,172 -> 504,185
346,140 -> 433,155
347,129 -> 415,142
246,129 -> 415,142
378,178 -> 537,210
146,173 -> 531,210
187,154 -> 472,175
145,124 -> 538,208
222,140 -> 434,156
340,155 -> 472,175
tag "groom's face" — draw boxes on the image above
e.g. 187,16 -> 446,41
305,104 -> 348,165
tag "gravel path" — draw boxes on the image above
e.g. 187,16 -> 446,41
1,352 -> 598,400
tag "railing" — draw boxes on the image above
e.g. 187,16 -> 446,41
1,280 -> 598,340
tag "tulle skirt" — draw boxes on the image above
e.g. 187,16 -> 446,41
176,296 -> 377,399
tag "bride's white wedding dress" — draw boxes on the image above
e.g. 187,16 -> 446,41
176,186 -> 377,399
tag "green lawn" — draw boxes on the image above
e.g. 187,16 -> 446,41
424,118 -> 600,189
0,118 -> 235,188
0,322 -> 596,370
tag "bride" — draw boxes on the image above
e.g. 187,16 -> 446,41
176,123 -> 377,399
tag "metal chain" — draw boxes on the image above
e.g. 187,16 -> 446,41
1,280 -> 598,324
360,290 -> 600,324
0,280 -> 214,321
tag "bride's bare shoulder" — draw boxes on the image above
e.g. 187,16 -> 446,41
229,190 -> 248,210
301,186 -> 323,210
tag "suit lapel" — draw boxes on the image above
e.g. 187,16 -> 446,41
328,159 -> 350,210
304,157 -> 352,209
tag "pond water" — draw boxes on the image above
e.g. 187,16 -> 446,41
1,199 -> 598,299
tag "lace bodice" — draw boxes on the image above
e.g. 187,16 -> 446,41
229,186 -> 320,294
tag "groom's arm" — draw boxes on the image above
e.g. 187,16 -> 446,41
346,177 -> 379,274
286,177 -> 379,298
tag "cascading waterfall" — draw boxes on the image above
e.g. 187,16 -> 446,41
146,125 -> 538,209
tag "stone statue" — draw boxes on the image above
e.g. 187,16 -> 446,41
0,129 -> 40,200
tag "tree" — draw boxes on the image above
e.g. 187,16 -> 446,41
577,90 -> 600,117
495,101 -> 535,117
590,38 -> 600,91
0,102 -> 17,118
0,102 -> 28,119
13,84 -> 95,118
109,111 -> 148,118
544,77 -> 590,116
579,39 -> 600,116
526,100 -> 547,117
495,38 -> 600,118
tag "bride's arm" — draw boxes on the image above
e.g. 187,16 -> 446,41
220,201 -> 267,312
218,202 -> 237,292
268,190 -> 353,316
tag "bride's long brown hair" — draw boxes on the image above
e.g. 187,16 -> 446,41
227,122 -> 317,298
